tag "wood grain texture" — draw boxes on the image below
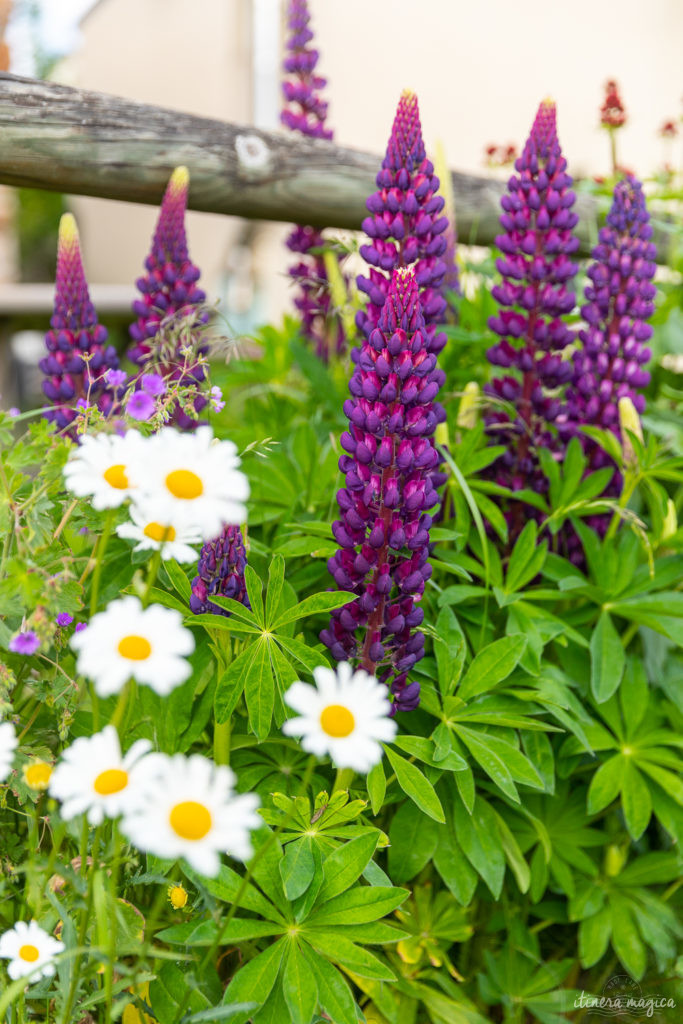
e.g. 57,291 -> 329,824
0,72 -> 665,261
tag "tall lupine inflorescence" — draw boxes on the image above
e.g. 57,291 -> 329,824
566,175 -> 655,469
485,100 -> 579,504
40,214 -> 122,438
127,167 -> 208,429
281,0 -> 344,361
321,268 -> 444,713
190,525 -> 250,617
356,90 -> 449,354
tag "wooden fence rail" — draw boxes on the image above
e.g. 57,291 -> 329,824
0,73 -> 671,260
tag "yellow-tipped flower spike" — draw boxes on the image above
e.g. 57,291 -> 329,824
457,382 -> 480,430
618,396 -> 644,469
58,212 -> 79,251
169,165 -> 189,193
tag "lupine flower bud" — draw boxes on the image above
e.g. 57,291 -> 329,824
457,382 -> 480,431
190,525 -> 249,616
485,100 -> 579,503
321,268 -> 444,713
126,166 -> 208,430
40,214 -> 122,438
618,396 -> 644,470
662,499 -> 678,542
281,0 -> 346,361
565,176 -> 655,470
356,90 -> 449,359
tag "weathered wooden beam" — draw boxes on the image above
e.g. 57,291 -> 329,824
0,72 -> 667,261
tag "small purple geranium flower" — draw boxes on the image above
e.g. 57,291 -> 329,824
56,613 -> 74,627
105,369 -> 128,388
75,622 -> 87,633
126,391 -> 155,422
9,631 -> 40,655
141,373 -> 166,397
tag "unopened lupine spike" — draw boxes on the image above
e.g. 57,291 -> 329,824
356,90 -> 450,354
190,524 -> 250,617
127,165 -> 209,430
321,267 -> 445,714
484,98 -> 579,502
40,213 -> 122,438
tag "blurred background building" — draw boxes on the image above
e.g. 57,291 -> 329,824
1,0 -> 682,350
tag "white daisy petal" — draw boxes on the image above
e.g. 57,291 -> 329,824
63,430 -> 147,510
0,920 -> 65,981
116,497 -> 202,563
0,720 -> 18,783
282,662 -> 397,772
71,596 -> 194,698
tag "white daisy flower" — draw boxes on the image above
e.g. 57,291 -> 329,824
63,430 -> 146,510
0,919 -> 65,981
120,753 -> 261,877
0,721 -> 17,783
282,663 -> 397,773
49,726 -> 160,825
70,596 -> 194,697
126,427 -> 249,540
116,499 -> 202,563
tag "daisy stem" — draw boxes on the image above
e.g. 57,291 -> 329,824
332,767 -> 355,793
61,825 -> 103,1024
103,838 -> 123,1024
213,720 -> 231,765
141,548 -> 163,608
89,510 -> 116,616
110,678 -> 133,734
171,754 -> 318,1024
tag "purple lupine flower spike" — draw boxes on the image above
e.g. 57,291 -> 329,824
190,524 -> 250,616
321,267 -> 444,713
282,0 -> 344,362
485,99 -> 579,503
127,166 -> 208,430
281,0 -> 332,141
356,90 -> 449,356
566,175 -> 655,462
40,214 -> 122,438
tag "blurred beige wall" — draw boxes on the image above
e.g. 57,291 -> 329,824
52,0 -> 682,327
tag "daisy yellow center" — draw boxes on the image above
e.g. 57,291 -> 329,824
319,704 -> 355,738
168,884 -> 188,909
104,463 -> 129,489
169,801 -> 212,840
19,944 -> 40,962
25,761 -> 52,789
93,768 -> 129,796
165,469 -> 204,500
118,635 -> 152,660
143,522 -> 177,542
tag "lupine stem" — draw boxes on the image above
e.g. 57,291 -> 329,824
89,510 -> 115,616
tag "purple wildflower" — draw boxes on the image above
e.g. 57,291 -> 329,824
356,90 -> 449,356
210,386 -> 225,413
484,100 -> 579,513
9,631 -> 40,655
40,214 -> 122,439
141,372 -> 166,397
56,613 -> 74,627
190,525 -> 249,616
281,0 -> 332,141
281,0 -> 345,362
565,175 -> 655,461
321,267 -> 444,714
75,622 -> 87,633
126,167 -> 208,430
105,369 -> 128,388
125,391 -> 155,422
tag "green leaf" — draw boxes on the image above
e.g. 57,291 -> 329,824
455,765 -> 476,814
302,946 -> 357,1024
433,824 -> 478,906
304,931 -> 396,981
184,864 -> 284,924
317,831 -> 379,904
221,939 -> 286,1017
184,1005 -> 259,1023
433,606 -> 466,697
587,756 -> 622,814
271,590 -> 357,630
610,897 -> 646,979
621,762 -> 652,840
452,794 -> 506,898
366,760 -> 386,816
245,638 -> 275,740
579,906 -> 612,968
161,558 -> 191,602
202,595 -> 258,624
505,521 -> 546,593
383,745 -> 445,822
156,918 -> 283,945
280,836 -> 316,901
458,635 -> 527,701
493,810 -> 530,893
453,726 -> 519,803
388,801 -> 439,884
616,852 -> 682,887
282,942 -> 318,1024
307,885 -> 408,927
265,554 -> 286,627
214,643 -> 256,724
244,565 -> 265,626
590,611 -> 625,703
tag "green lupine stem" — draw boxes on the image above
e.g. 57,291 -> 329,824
89,510 -> 116,616
332,766 -> 355,793
213,719 -> 231,765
